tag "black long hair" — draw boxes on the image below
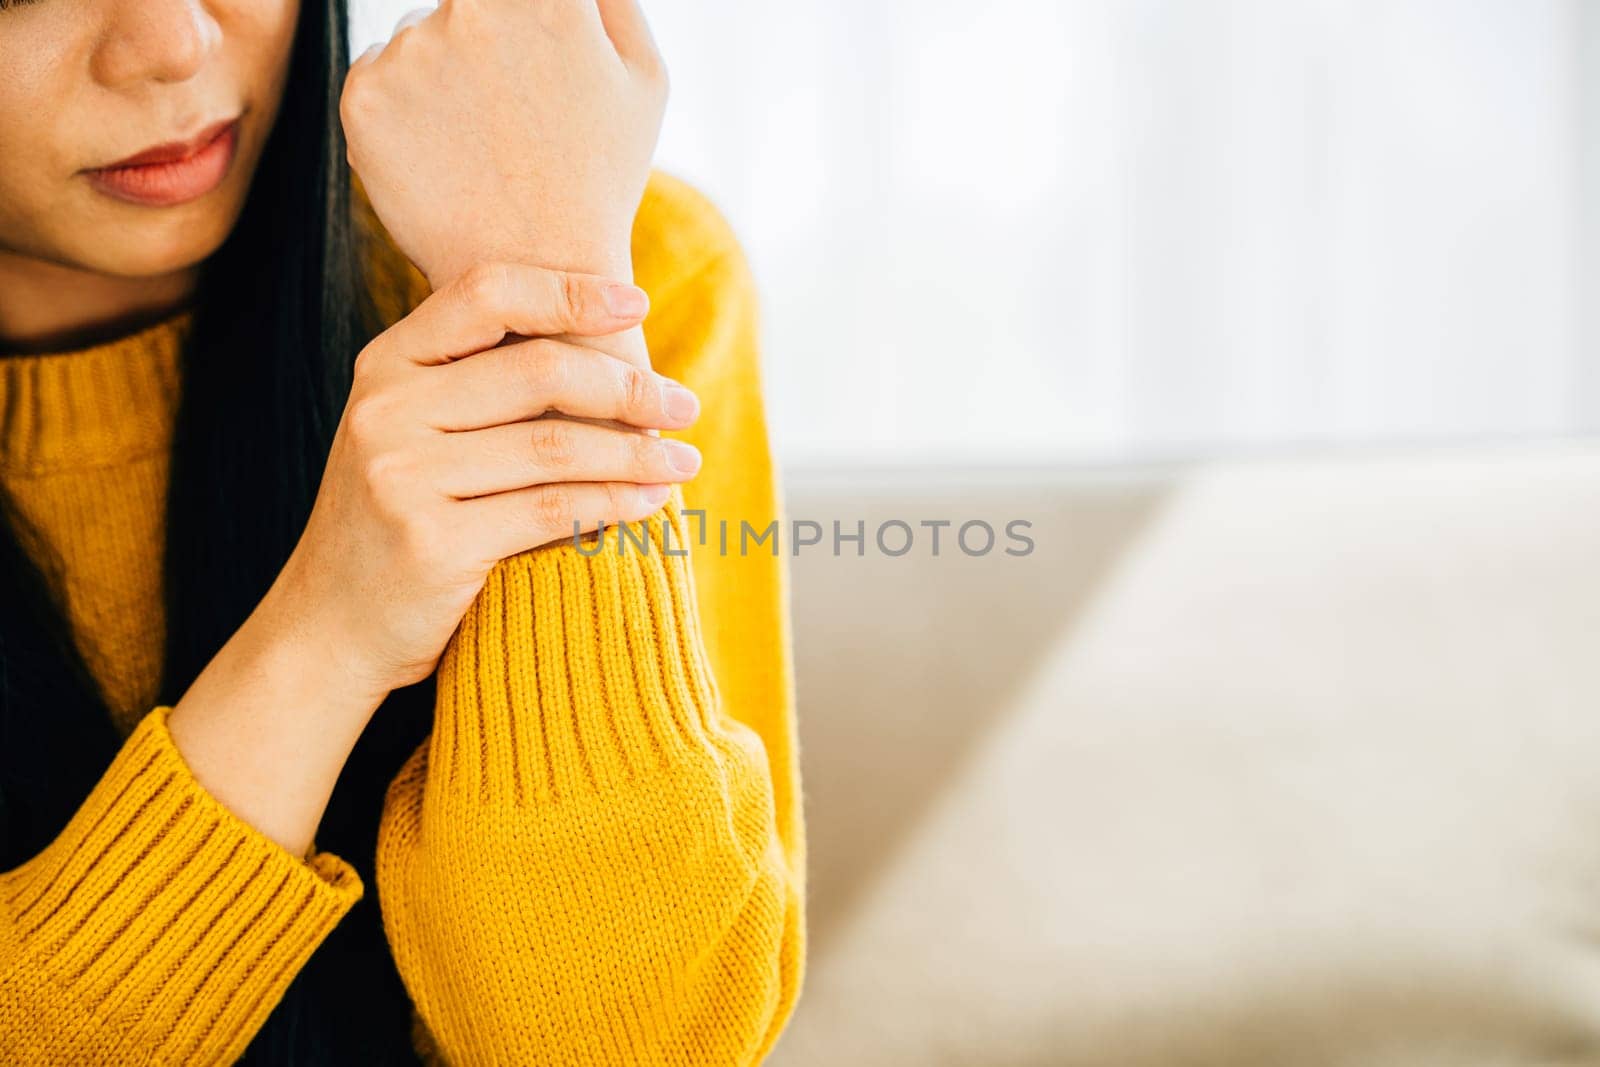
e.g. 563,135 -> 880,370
0,3 -> 431,1062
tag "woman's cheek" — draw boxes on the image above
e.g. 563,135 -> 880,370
0,24 -> 81,258
221,0 -> 300,114
214,0 -> 299,197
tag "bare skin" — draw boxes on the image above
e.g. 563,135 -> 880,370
0,0 -> 682,856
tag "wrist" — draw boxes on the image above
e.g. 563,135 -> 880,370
425,238 -> 635,292
257,624 -> 385,724
246,580 -> 392,720
166,595 -> 386,858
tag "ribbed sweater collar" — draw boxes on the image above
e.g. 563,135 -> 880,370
0,314 -> 187,477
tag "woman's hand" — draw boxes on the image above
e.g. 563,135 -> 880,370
266,261 -> 702,701
340,0 -> 668,288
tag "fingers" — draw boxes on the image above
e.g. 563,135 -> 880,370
431,418 -> 701,498
593,0 -> 664,73
467,480 -> 674,562
425,338 -> 698,432
380,262 -> 650,367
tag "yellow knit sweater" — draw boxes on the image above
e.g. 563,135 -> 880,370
0,172 -> 804,1065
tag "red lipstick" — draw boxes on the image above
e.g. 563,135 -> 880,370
85,118 -> 240,208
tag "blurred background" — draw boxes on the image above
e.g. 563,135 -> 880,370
361,0 -> 1600,466
356,3 -> 1600,1064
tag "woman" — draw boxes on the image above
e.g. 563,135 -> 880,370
0,0 -> 803,1063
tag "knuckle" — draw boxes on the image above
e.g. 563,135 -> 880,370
629,432 -> 661,475
361,448 -> 414,499
345,391 -> 396,447
351,344 -> 382,385
388,13 -> 427,52
459,261 -> 511,312
527,420 -> 577,471
534,485 -> 574,533
398,514 -> 445,567
603,481 -> 631,517
621,366 -> 656,416
644,53 -> 671,98
339,68 -> 377,128
557,271 -> 587,328
521,342 -> 571,401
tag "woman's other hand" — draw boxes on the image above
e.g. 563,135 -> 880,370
268,262 -> 701,702
340,0 -> 668,289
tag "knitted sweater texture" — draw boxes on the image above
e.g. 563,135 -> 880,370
0,171 -> 804,1065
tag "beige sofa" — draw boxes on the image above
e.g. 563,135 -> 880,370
769,443 -> 1600,1067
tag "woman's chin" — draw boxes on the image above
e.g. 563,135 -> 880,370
70,199 -> 243,280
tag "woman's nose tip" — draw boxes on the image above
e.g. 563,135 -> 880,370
92,0 -> 223,89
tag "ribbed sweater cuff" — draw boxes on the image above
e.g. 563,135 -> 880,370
431,488 -> 728,805
3,705 -> 361,1059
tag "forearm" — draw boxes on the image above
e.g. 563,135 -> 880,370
167,581 -> 387,858
376,491 -> 797,1065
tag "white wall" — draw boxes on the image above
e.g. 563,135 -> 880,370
352,1 -> 1597,466
1581,0 -> 1600,431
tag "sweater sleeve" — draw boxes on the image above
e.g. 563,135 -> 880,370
373,175 -> 805,1066
0,705 -> 364,1065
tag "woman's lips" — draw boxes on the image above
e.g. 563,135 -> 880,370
85,119 -> 240,208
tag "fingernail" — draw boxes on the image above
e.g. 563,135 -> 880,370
603,284 -> 649,318
640,483 -> 672,508
661,439 -> 702,476
662,382 -> 700,423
